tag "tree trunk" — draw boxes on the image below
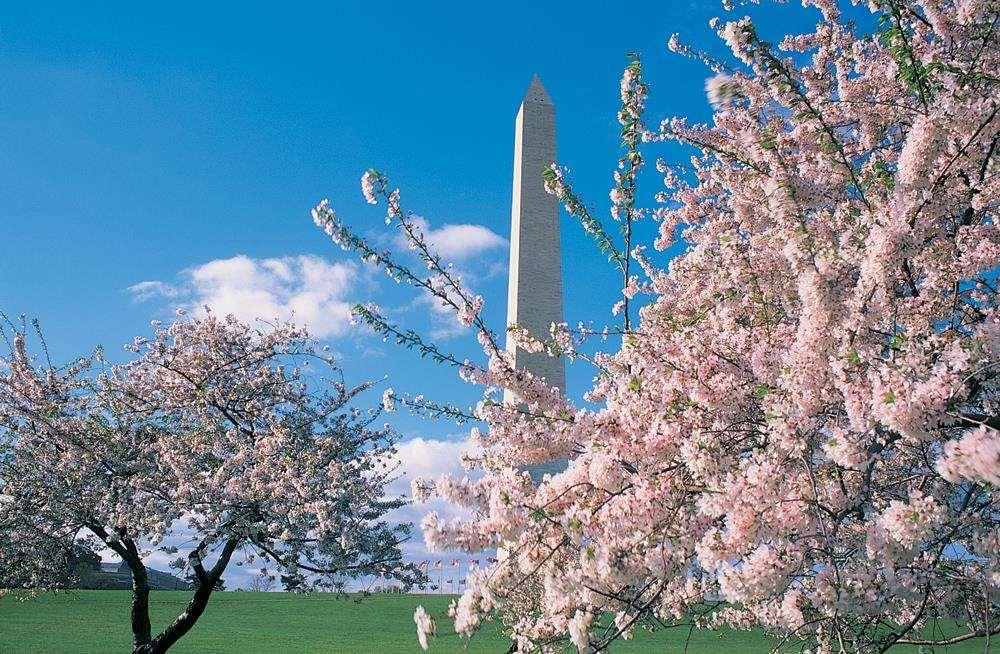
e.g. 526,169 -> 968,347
86,527 -> 154,652
132,538 -> 240,654
129,563 -> 153,650
133,580 -> 213,654
117,539 -> 152,651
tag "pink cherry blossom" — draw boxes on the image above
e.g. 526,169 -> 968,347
0,313 -> 422,652
311,1 -> 1000,651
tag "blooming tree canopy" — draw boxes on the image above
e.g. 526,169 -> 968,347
0,313 -> 421,654
311,0 -> 999,651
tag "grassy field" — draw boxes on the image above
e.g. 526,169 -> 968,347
0,590 -> 989,653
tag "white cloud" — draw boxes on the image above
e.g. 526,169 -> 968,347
379,216 -> 507,342
128,254 -> 357,339
398,217 -> 506,261
127,280 -> 179,301
389,435 -> 480,498
408,293 -> 467,341
389,435 -> 488,570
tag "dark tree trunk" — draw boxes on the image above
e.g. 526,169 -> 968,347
133,581 -> 213,654
128,560 -> 153,650
86,529 -> 153,652
132,538 -> 240,654
119,539 -> 153,649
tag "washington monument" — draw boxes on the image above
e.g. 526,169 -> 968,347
505,75 -> 566,480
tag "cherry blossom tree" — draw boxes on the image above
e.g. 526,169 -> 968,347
310,1 -> 999,651
0,313 -> 422,654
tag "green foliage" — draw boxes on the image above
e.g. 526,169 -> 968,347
541,166 -> 625,270
872,161 -> 896,192
352,304 -> 463,368
877,8 -> 935,103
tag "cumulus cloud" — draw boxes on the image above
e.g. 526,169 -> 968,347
389,435 -> 480,498
398,217 -> 506,261
128,254 -> 357,338
408,293 -> 467,341
387,216 -> 506,341
388,434 -> 486,568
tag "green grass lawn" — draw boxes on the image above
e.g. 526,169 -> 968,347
0,591 -> 989,653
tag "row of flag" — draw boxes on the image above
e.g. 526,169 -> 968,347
415,558 -> 498,571
408,559 -> 500,593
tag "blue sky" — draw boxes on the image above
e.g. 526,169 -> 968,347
1,0 -> 827,579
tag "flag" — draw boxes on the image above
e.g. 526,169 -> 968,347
486,557 -> 498,564
469,559 -> 479,567
450,559 -> 459,568
434,560 -> 442,570
459,579 -> 467,585
417,561 -> 428,570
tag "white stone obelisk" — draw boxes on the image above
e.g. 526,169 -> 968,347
505,75 -> 566,482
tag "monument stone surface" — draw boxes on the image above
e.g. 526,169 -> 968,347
504,75 -> 566,482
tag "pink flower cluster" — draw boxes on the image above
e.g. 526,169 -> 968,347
311,1 -> 1000,651
936,425 -> 1000,486
0,313 -> 422,608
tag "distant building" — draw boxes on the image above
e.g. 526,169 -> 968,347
75,557 -> 190,591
